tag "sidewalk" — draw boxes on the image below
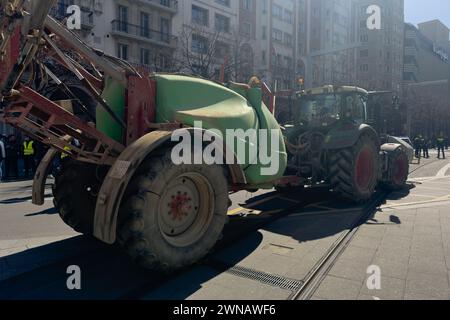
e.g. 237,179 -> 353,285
312,177 -> 450,300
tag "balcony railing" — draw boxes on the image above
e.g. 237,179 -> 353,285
136,0 -> 178,12
111,20 -> 177,47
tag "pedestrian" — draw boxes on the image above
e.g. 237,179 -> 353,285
437,134 -> 446,160
0,137 -> 5,181
5,135 -> 19,180
414,135 -> 422,159
22,136 -> 36,178
422,137 -> 429,159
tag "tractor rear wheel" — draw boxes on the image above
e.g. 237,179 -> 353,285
382,149 -> 409,190
329,135 -> 379,203
118,148 -> 230,271
53,159 -> 108,235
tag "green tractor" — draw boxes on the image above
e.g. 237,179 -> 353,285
280,85 -> 411,202
0,1 -> 409,271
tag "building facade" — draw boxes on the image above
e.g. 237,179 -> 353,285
51,0 -> 178,71
253,0 -> 303,90
307,0 -> 353,87
351,0 -> 404,92
172,0 -> 239,79
403,21 -> 450,138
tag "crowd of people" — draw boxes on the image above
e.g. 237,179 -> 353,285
413,134 -> 447,160
0,134 -> 49,182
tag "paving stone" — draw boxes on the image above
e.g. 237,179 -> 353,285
405,272 -> 450,299
359,276 -> 405,300
314,275 -> 362,300
371,257 -> 408,280
261,287 -> 292,300
410,247 -> 445,263
339,245 -> 376,265
408,257 -> 448,276
328,258 -> 370,282
413,225 -> 442,236
355,225 -> 387,240
404,292 -> 449,300
374,247 -> 410,265
384,226 -> 414,239
380,235 -> 412,251
350,235 -> 382,250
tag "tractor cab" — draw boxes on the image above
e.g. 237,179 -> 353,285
283,85 -> 370,151
293,85 -> 369,130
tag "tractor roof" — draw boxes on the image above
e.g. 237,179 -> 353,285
301,85 -> 369,96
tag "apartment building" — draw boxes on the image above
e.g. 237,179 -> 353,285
403,22 -> 450,138
50,0 -> 178,71
404,22 -> 449,84
172,0 -> 239,79
418,20 -> 450,54
351,0 -> 404,92
252,0 -> 303,89
306,0 -> 353,87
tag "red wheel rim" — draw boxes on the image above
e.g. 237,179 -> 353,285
355,147 -> 375,191
393,154 -> 407,185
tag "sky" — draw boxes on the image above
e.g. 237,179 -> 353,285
405,0 -> 450,32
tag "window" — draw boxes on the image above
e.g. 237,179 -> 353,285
216,0 -> 230,7
284,33 -> 293,47
262,26 -> 267,39
192,5 -> 208,26
141,48 -> 150,65
242,0 -> 252,10
192,34 -> 208,54
284,10 -> 293,24
117,43 -> 128,61
215,14 -> 230,33
140,12 -> 150,38
241,22 -> 251,35
359,49 -> 369,57
272,4 -> 282,19
272,28 -> 282,42
118,5 -> 128,32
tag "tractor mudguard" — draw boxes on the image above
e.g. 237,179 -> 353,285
93,129 -> 246,244
32,148 -> 60,206
323,123 -> 380,150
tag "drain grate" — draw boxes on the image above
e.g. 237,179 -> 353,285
224,265 -> 304,292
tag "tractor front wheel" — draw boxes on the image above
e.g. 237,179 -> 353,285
382,149 -> 409,190
118,148 -> 230,271
329,135 -> 379,203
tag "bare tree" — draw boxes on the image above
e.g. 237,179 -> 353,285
176,25 -> 222,79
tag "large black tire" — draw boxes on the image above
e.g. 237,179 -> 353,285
53,160 -> 108,234
118,148 -> 230,271
329,135 -> 379,203
381,149 -> 409,191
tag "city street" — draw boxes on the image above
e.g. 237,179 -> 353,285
0,153 -> 449,300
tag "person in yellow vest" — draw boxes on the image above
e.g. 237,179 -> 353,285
22,136 -> 36,179
437,134 -> 446,160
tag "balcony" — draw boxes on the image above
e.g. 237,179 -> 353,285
403,63 -> 418,74
50,2 -> 94,30
135,0 -> 178,14
404,46 -> 417,56
111,20 -> 177,48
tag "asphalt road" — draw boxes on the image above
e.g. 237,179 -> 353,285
0,155 -> 449,299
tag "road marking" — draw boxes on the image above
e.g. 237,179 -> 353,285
228,207 -> 244,216
26,197 -> 54,203
382,194 -> 450,209
436,164 -> 450,178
